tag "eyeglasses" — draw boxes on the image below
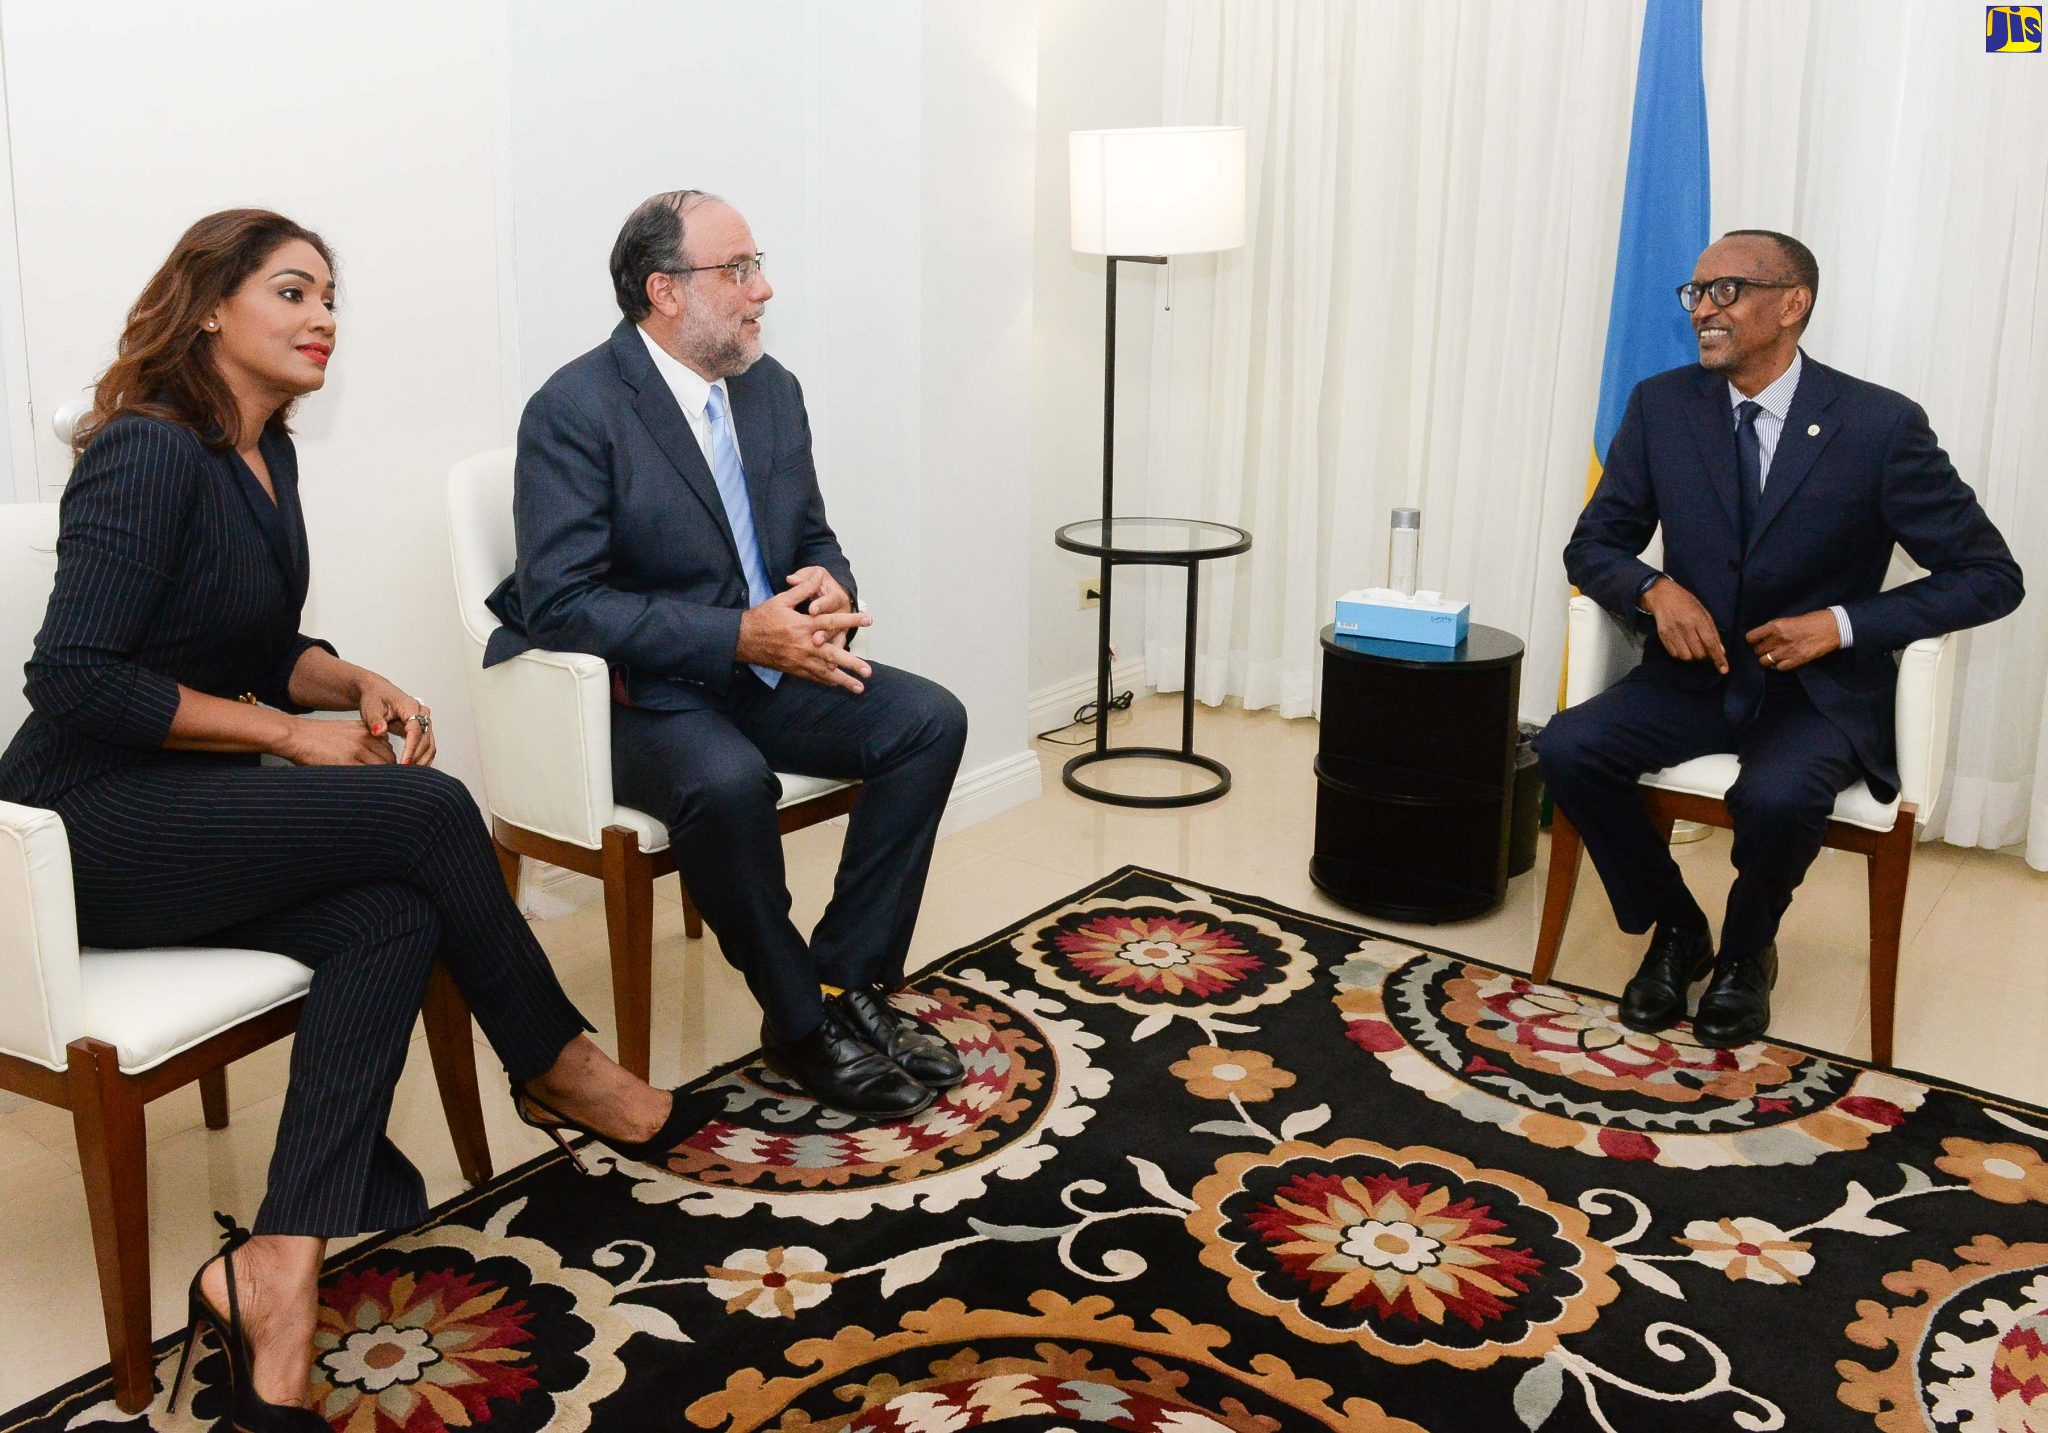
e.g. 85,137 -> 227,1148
1677,276 -> 1799,312
670,252 -> 767,286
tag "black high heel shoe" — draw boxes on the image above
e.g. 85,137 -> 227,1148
167,1212 -> 327,1431
510,1081 -> 704,1176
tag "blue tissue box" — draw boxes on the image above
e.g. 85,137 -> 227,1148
1334,588 -> 1471,647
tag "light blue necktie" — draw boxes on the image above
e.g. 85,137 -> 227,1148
705,384 -> 780,688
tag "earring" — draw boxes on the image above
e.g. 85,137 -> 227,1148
203,320 -> 217,331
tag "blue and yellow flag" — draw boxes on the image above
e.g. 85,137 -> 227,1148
1587,0 -> 1711,502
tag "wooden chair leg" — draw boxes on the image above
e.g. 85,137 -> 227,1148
678,876 -> 704,940
67,1038 -> 154,1414
1867,812 -> 1914,1067
600,825 -> 656,1081
1532,806 -> 1584,984
198,1068 -> 229,1130
493,838 -> 522,904
421,966 -> 492,1185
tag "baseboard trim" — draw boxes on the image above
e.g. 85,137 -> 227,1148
938,747 -> 1043,838
518,746 -> 1044,917
524,865 -> 600,920
1029,658 -> 1151,739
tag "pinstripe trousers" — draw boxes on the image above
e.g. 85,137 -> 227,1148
54,758 -> 591,1237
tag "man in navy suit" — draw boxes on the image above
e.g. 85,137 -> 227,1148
1537,230 -> 2021,1048
487,191 -> 968,1118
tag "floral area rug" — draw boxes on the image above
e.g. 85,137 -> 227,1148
9,866 -> 2048,1432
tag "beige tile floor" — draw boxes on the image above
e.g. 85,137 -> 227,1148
2,695 -> 2044,1408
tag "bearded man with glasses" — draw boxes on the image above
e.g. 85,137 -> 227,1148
485,190 -> 968,1119
1536,229 -> 2022,1049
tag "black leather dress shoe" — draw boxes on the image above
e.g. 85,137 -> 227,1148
1617,921 -> 1715,1033
1692,943 -> 1779,1049
834,985 -> 967,1090
760,1008 -> 935,1120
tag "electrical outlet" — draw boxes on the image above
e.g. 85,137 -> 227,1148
1078,579 -> 1101,609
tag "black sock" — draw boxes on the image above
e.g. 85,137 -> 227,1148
1657,892 -> 1708,936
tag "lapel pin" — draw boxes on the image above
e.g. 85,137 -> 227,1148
1807,424 -> 1820,436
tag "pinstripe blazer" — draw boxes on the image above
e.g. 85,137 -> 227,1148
0,413 -> 333,807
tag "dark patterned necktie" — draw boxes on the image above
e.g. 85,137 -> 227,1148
1723,400 -> 1767,730
1734,399 -> 1763,545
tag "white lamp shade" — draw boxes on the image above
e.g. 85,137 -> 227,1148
1069,126 -> 1246,256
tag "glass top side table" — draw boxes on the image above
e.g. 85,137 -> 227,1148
1053,516 -> 1252,808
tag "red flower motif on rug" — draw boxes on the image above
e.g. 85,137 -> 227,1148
1438,970 -> 1805,1103
1840,1237 -> 2048,1429
1333,949 -> 1928,1168
1014,891 -> 1318,1022
1055,913 -> 1263,999
1189,1138 -> 1617,1369
1244,1170 -> 1543,1329
311,1267 -> 537,1431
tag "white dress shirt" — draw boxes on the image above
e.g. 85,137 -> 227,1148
1729,348 -> 1801,489
638,325 -> 742,467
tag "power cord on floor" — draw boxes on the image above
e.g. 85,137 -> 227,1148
1036,689 -> 1135,745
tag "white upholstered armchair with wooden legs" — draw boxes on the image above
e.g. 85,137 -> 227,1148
445,448 -> 859,1082
1532,593 -> 1957,1066
0,502 -> 490,1415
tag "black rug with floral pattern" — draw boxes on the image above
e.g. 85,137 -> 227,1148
8,866 -> 2048,1432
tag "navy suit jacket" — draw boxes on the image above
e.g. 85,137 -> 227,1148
485,321 -> 856,711
1565,356 -> 2022,798
0,414 -> 332,807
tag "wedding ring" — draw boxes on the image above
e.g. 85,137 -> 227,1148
1762,652 -> 1776,667
407,712 -> 432,730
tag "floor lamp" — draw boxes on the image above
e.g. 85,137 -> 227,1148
1061,125 -> 1247,807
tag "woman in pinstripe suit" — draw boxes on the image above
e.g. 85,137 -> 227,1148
0,211 -> 697,1423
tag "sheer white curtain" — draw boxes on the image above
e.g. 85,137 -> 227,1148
1147,0 -> 2048,868
1142,1 -> 1643,717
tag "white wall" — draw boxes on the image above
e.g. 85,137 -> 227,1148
919,3 -> 1036,775
0,0 -> 511,787
1029,0 -> 1167,720
0,47 -> 27,505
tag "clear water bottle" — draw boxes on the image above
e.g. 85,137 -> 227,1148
1388,508 -> 1420,596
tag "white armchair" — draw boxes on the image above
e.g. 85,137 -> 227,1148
0,502 -> 488,1413
1533,593 -> 1957,1064
445,449 -> 858,1080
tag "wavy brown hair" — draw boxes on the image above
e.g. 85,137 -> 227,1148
74,208 -> 334,454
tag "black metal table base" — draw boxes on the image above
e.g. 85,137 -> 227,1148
1053,252 -> 1252,812
1062,745 -> 1232,808
1048,534 -> 1247,811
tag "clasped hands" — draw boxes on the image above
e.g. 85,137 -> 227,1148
274,674 -> 436,767
737,566 -> 874,693
1640,575 -> 1839,675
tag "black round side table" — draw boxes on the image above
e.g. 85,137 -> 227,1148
1311,622 -> 1525,921
1054,517 -> 1251,808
